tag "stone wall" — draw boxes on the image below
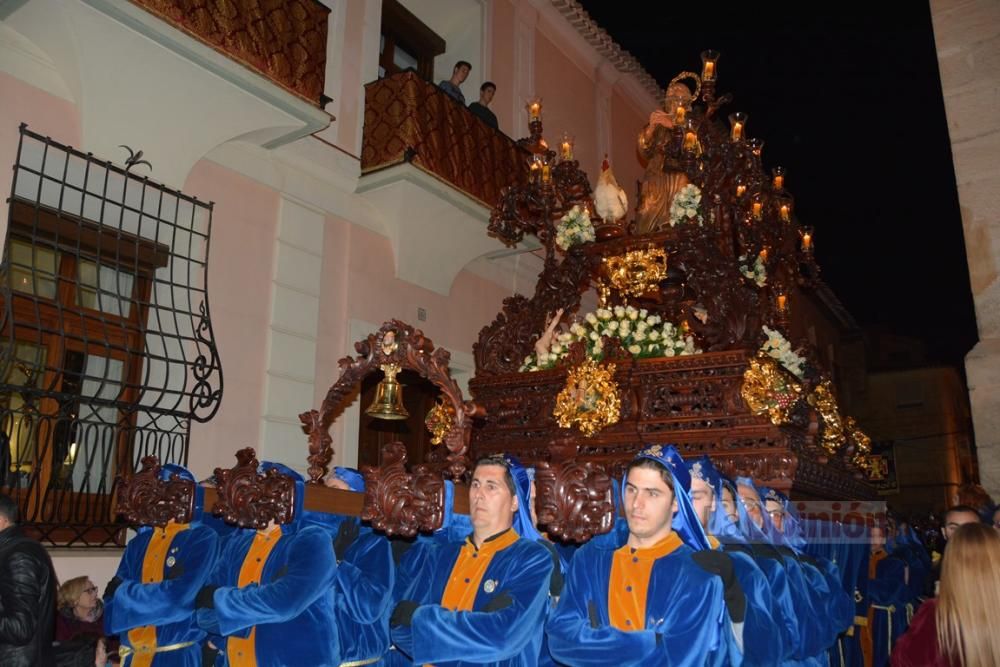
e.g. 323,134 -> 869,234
931,0 -> 1000,501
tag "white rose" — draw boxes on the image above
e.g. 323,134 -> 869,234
607,321 -> 619,331
648,330 -> 660,340
589,331 -> 599,341
614,306 -> 625,318
628,344 -> 641,355
585,313 -> 598,325
665,347 -> 676,357
634,331 -> 646,342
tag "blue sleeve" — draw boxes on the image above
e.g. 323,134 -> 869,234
546,550 -> 660,667
336,530 -> 394,625
730,552 -> 785,665
870,557 -> 908,605
403,542 -> 553,665
105,526 -> 219,635
212,527 -> 337,637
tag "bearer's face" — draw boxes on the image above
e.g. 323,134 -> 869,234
689,477 -> 716,530
765,499 -> 785,532
942,510 -> 979,541
738,484 -> 763,528
721,486 -> 738,524
469,464 -> 517,533
624,466 -> 678,542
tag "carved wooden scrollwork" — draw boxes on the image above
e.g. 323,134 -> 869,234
115,455 -> 195,527
212,447 -> 297,529
302,319 -> 484,483
360,442 -> 445,537
534,459 -> 614,542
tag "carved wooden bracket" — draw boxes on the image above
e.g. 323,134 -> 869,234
115,455 -> 195,527
212,447 -> 297,529
534,459 -> 615,542
301,319 -> 484,483
360,442 -> 445,537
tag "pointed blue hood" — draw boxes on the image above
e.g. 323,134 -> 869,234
628,444 -> 711,551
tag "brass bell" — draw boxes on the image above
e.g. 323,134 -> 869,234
365,363 -> 409,420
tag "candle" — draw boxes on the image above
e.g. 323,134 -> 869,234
779,204 -> 791,222
530,157 -> 541,182
735,183 -> 746,198
560,132 -> 574,161
701,50 -> 720,82
541,163 -> 552,183
773,169 -> 785,190
758,248 -> 768,263
752,201 -> 763,220
729,112 -> 747,143
731,122 -> 743,142
683,131 -> 698,152
801,232 -> 813,252
674,104 -> 686,124
703,61 -> 715,80
776,294 -> 788,312
526,97 -> 543,121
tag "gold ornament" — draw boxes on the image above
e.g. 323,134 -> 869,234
425,399 -> 455,446
600,245 -> 668,304
808,380 -> 845,455
740,353 -> 803,425
553,359 -> 621,437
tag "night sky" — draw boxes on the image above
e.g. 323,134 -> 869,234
576,1 -> 978,368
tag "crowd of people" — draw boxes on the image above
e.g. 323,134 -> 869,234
1,450 -> 999,666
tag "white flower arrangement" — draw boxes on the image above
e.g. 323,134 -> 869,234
554,205 -> 596,251
761,325 -> 806,379
520,305 -> 701,371
738,254 -> 767,287
668,184 -> 704,227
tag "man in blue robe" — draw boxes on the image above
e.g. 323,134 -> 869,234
389,453 -> 553,666
305,466 -> 395,666
687,457 -> 785,666
195,458 -> 339,666
104,462 -> 220,666
863,520 -> 908,667
547,444 -> 729,666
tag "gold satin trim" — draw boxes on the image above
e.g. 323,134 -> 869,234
339,658 -> 382,667
127,522 -> 189,667
228,528 -> 283,667
119,640 -> 195,660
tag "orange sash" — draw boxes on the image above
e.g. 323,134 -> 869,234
608,531 -> 683,631
126,522 -> 188,667
227,527 -> 283,667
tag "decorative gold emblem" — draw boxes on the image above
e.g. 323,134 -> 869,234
599,245 -> 668,304
553,359 -> 621,437
425,399 -> 455,446
808,380 -> 845,454
483,579 -> 498,594
740,354 -> 802,425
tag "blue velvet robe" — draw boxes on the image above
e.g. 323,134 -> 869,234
196,522 -> 338,666
302,513 -> 395,666
723,547 -> 785,666
869,552 -> 909,667
547,534 -> 726,667
390,534 -> 553,666
105,522 -> 220,666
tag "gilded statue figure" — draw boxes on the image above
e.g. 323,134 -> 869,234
635,81 -> 695,234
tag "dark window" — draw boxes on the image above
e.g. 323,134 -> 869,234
379,0 -> 446,80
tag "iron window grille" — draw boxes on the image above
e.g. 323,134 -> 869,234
0,124 -> 223,547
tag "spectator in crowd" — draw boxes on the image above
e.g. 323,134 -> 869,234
439,60 -> 471,104
892,522 -> 1000,667
55,576 -> 116,664
992,506 -> 1000,532
468,82 -> 498,130
927,504 -> 982,596
0,492 -> 56,667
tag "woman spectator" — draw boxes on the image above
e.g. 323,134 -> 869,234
892,522 -> 1000,667
54,576 -> 111,666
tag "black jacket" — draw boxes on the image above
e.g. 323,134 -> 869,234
0,525 -> 56,667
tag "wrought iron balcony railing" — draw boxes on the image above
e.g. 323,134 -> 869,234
361,71 -> 530,207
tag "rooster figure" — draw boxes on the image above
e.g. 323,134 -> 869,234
593,155 -> 628,224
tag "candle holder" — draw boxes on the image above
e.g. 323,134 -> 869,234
700,50 -> 719,82
728,112 -> 747,143
800,226 -> 814,253
751,193 -> 764,221
559,132 -> 575,162
772,167 -> 786,191
776,194 -> 794,222
525,96 -> 543,122
748,138 -> 764,160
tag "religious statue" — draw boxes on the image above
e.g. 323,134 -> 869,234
635,80 -> 696,234
534,308 -> 564,359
